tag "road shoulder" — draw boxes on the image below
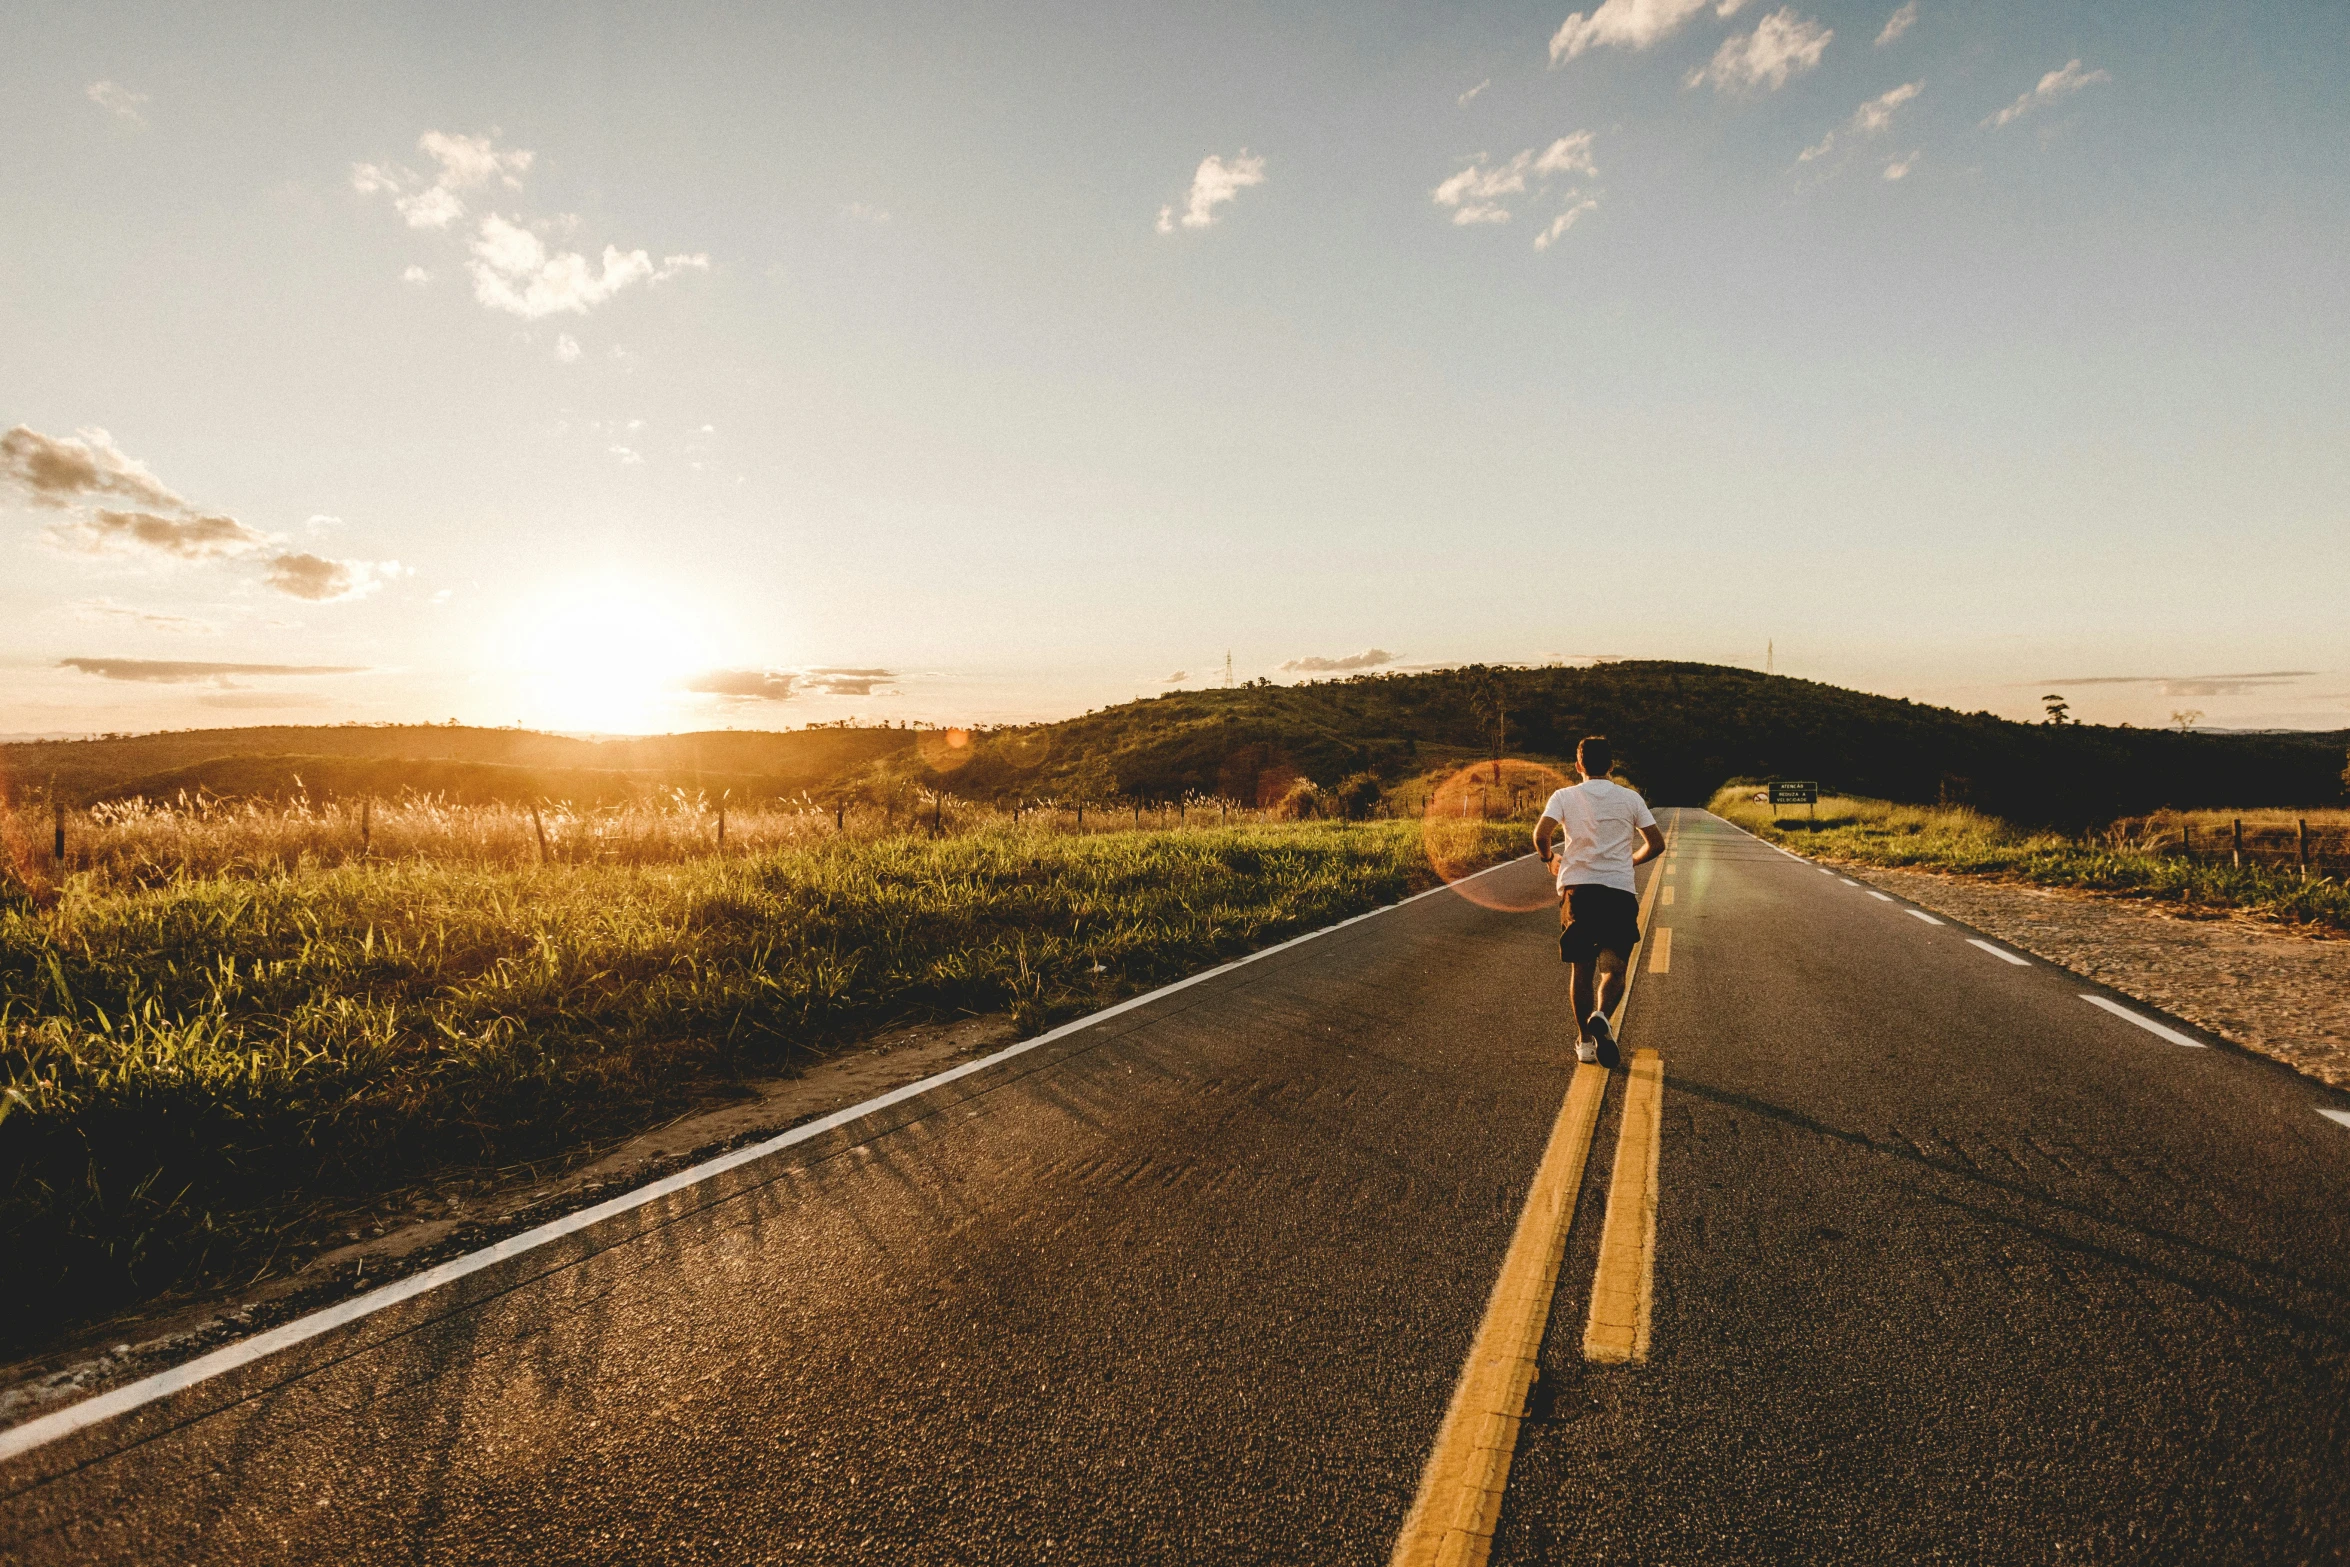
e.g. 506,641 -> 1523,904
1842,863 -> 2350,1089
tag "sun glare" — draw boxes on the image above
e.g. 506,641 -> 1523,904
501,578 -> 719,732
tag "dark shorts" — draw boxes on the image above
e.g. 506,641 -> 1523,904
1559,883 -> 1641,964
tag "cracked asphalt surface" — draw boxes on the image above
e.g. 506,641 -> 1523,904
4,811 -> 2348,1564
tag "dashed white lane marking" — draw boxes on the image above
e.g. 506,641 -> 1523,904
2081,995 -> 2207,1049
1839,878 -> 1862,886
1868,891 -> 1895,903
2318,1109 -> 2350,1130
1819,868 -> 1836,876
1905,909 -> 1944,926
0,855 -> 1539,1467
1967,939 -> 2031,966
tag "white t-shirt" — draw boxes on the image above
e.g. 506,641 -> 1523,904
1540,779 -> 1657,894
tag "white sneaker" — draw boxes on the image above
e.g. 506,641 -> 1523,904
1575,1037 -> 1600,1064
1586,1013 -> 1619,1068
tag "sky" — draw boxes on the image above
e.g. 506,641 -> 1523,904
4,0 -> 2347,738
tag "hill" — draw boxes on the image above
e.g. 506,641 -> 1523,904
6,664 -> 2344,826
890,663 -> 2349,828
1,724 -> 912,806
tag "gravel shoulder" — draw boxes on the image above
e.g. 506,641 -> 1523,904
1843,863 -> 2350,1089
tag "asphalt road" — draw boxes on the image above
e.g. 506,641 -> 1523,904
4,810 -> 2348,1564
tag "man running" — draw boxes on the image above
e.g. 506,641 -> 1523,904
1534,736 -> 1665,1067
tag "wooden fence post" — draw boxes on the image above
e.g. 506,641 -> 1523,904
2182,822 -> 2193,861
836,800 -> 845,832
361,797 -> 372,858
529,804 -> 549,864
2232,817 -> 2243,869
717,801 -> 726,851
2299,818 -> 2311,879
53,803 -> 66,865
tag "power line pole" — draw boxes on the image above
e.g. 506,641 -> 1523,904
1224,650 -> 1233,689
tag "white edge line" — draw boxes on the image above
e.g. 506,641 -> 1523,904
2318,1108 -> 2350,1129
1707,812 -> 1807,861
2080,994 -> 2207,1050
0,852 -> 1535,1467
1905,909 -> 1944,925
1966,938 -> 2031,966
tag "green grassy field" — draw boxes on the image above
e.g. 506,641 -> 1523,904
1710,789 -> 2350,934
0,817 -> 1525,1350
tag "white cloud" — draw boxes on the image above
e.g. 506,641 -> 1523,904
1688,8 -> 1832,93
1985,59 -> 2110,129
262,553 -> 404,602
357,131 -> 704,324
352,132 -> 533,234
1156,152 -> 1266,234
351,163 -> 406,196
85,80 -> 149,124
1883,151 -> 1919,179
468,215 -> 654,318
1799,80 -> 1922,163
417,130 -> 532,191
1854,79 -> 1923,133
1535,199 -> 1600,249
306,513 -> 344,531
1550,0 -> 1745,64
1434,134 -> 1598,228
1875,2 -> 1918,46
556,334 -> 582,363
609,445 -> 643,465
396,185 -> 465,230
844,202 -> 891,223
1459,78 -> 1491,106
1282,648 -> 1395,673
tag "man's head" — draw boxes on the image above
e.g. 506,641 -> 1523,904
1576,735 -> 1612,780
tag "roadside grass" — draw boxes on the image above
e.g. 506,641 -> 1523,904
1709,788 -> 2350,935
0,818 -> 1525,1351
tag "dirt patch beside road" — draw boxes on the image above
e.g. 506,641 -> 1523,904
1847,865 -> 2350,1090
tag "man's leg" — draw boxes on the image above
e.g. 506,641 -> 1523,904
1570,956 -> 1598,1039
1582,948 -> 1629,1067
1591,948 -> 1628,1023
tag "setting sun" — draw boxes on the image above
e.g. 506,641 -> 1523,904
500,577 -> 720,732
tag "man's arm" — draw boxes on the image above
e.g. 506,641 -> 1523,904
1631,823 -> 1666,865
1534,816 -> 1562,865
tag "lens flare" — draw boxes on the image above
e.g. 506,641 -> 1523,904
995,728 -> 1052,771
917,727 -> 975,772
1422,758 -> 1572,912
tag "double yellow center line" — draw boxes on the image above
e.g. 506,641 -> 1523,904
1391,821 -> 1678,1567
